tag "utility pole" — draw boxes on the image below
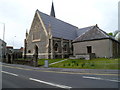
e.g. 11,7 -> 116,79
0,22 -> 5,62
0,22 -> 5,41
3,23 -> 5,41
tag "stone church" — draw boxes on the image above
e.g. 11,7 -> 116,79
24,2 -> 120,59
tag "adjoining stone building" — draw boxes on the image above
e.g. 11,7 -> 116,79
73,25 -> 120,59
24,2 -> 120,59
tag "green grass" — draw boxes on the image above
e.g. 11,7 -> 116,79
38,59 -> 66,66
49,58 -> 120,70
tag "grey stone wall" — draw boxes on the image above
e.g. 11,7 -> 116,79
26,12 -> 49,59
118,43 -> 120,57
112,40 -> 120,58
73,39 -> 114,58
51,37 -> 72,59
75,53 -> 95,60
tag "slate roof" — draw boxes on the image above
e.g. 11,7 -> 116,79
37,10 -> 78,40
76,26 -> 94,37
73,26 -> 116,42
36,10 -> 116,42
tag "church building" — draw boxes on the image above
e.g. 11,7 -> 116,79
24,2 -> 120,59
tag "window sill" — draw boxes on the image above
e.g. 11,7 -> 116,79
32,39 -> 41,42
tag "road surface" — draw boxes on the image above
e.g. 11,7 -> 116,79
1,63 -> 119,89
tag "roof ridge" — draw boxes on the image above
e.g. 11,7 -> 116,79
98,28 -> 116,40
98,28 -> 113,38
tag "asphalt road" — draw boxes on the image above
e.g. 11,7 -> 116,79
1,63 -> 119,89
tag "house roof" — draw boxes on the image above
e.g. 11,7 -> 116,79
76,25 -> 95,37
73,26 -> 116,43
6,46 -> 13,49
35,10 -> 116,42
37,10 -> 78,40
0,39 -> 6,44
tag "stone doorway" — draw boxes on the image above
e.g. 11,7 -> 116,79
87,46 -> 92,53
34,45 -> 38,56
33,45 -> 38,67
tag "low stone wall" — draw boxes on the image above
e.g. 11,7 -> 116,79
13,59 -> 33,66
75,53 -> 96,60
69,56 -> 76,59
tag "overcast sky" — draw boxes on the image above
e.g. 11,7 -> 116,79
0,0 -> 119,49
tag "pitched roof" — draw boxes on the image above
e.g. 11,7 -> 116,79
36,10 -> 115,42
76,25 -> 94,37
37,10 -> 78,40
73,26 -> 116,42
0,39 -> 6,44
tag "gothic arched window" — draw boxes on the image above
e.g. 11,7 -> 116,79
63,44 -> 67,52
54,43 -> 58,52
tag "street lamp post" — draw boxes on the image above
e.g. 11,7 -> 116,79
3,23 -> 5,41
0,22 -> 5,41
0,22 -> 5,62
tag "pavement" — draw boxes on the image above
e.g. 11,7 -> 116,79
1,63 -> 119,75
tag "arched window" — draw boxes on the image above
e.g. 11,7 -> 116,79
63,44 -> 67,52
54,43 -> 58,52
34,45 -> 38,55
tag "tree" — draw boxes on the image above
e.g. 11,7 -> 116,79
108,32 -> 113,36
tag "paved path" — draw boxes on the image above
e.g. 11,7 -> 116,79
49,59 -> 68,65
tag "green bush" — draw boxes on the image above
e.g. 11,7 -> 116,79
81,63 -> 85,67
91,63 -> 95,67
68,63 -> 71,66
72,61 -> 76,63
76,63 -> 79,66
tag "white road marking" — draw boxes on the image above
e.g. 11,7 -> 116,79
83,76 -> 101,80
83,76 -> 120,82
29,78 -> 72,89
104,79 -> 120,83
1,71 -> 18,76
1,70 -> 72,89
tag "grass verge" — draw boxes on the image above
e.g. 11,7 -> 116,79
38,59 -> 66,66
49,58 -> 120,70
